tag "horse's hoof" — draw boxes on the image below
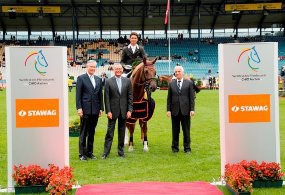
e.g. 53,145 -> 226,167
143,141 -> 149,152
128,146 -> 134,152
143,146 -> 149,152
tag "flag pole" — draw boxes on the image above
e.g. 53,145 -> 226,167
167,0 -> 171,75
168,8 -> 170,75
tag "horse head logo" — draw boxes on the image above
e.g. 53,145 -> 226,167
25,50 -> 48,76
237,46 -> 261,72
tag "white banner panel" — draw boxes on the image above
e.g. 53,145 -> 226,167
6,46 -> 69,188
219,43 -> 280,174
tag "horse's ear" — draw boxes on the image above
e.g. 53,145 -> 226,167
143,57 -> 147,65
152,58 -> 157,65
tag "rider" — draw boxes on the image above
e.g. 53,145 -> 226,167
120,32 -> 146,67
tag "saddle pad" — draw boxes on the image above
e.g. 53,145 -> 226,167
131,100 -> 148,119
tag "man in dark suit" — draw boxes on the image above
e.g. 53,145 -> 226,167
102,63 -> 133,159
76,60 -> 104,161
167,66 -> 195,154
120,32 -> 146,65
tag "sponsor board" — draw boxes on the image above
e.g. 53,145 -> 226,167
15,99 -> 59,128
228,94 -> 270,123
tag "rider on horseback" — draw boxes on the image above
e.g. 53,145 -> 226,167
121,32 -> 146,67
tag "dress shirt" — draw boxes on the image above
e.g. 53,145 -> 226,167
88,73 -> 96,88
116,76 -> 122,94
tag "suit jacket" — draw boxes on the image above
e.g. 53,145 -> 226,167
120,45 -> 146,65
76,73 -> 104,115
104,76 -> 133,119
167,79 -> 195,116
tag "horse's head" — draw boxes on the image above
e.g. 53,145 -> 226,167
142,57 -> 157,92
131,57 -> 157,93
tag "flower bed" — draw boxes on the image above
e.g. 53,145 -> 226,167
224,163 -> 253,193
69,120 -> 80,137
13,164 -> 75,194
224,160 -> 284,194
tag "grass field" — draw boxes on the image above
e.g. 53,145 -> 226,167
0,89 -> 284,194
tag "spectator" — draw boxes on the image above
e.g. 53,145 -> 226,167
68,76 -> 73,92
101,72 -> 108,87
0,72 -> 3,91
281,66 -> 285,91
208,76 -> 213,90
212,76 -> 216,90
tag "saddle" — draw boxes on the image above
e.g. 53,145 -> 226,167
122,65 -> 132,78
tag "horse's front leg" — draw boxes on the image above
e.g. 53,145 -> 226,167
126,123 -> 135,152
139,120 -> 149,152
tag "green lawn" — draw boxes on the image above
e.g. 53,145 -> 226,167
0,89 -> 284,194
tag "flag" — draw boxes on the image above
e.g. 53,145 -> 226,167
164,0 -> 170,25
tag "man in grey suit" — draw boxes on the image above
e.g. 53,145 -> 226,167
76,60 -> 104,161
102,63 -> 133,159
167,66 -> 195,154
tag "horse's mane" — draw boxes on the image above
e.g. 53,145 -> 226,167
131,62 -> 144,79
131,59 -> 156,80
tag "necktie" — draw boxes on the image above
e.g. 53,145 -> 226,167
177,80 -> 181,93
117,78 -> 122,94
90,75 -> 95,88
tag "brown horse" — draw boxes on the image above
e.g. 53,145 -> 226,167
159,75 -> 172,84
126,58 -> 157,152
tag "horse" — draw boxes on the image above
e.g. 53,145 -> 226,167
126,57 -> 157,152
158,75 -> 172,85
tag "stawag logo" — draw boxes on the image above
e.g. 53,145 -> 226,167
18,109 -> 57,117
238,46 -> 261,72
231,106 -> 239,112
18,110 -> 27,117
15,99 -> 59,128
228,94 -> 270,123
24,50 -> 49,76
231,105 -> 268,112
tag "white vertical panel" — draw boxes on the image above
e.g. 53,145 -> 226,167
6,46 -> 69,188
219,43 -> 279,175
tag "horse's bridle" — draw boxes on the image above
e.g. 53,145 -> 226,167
134,63 -> 157,86
142,64 -> 157,102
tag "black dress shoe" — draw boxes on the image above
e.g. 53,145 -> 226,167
118,154 -> 125,158
87,154 -> 97,160
184,150 -> 191,154
79,155 -> 87,161
101,154 -> 107,159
